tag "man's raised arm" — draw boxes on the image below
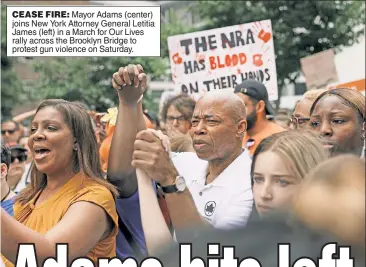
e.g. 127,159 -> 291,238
107,64 -> 147,198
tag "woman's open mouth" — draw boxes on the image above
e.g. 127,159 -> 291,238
34,148 -> 51,160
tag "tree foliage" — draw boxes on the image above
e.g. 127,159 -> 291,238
30,56 -> 167,112
196,0 -> 365,97
16,8 -> 195,114
1,5 -> 24,119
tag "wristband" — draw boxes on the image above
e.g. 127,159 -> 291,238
137,94 -> 143,103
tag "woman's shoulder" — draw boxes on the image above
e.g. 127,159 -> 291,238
71,176 -> 118,219
75,176 -> 115,200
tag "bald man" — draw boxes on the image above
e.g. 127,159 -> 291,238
140,91 -> 253,232
109,64 -> 253,245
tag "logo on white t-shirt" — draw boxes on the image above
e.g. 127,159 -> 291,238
204,201 -> 216,216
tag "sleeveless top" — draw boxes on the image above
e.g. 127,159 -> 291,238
2,173 -> 118,266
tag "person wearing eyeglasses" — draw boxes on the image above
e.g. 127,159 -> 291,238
161,94 -> 196,135
291,89 -> 327,129
18,136 -> 32,163
1,143 -> 16,216
160,94 -> 196,153
1,120 -> 22,144
5,143 -> 28,194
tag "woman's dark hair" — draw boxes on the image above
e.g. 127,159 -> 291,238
144,111 -> 160,128
161,94 -> 196,123
16,99 -> 118,204
1,142 -> 11,169
310,88 -> 365,123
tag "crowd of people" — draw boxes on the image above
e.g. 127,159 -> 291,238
1,63 -> 365,266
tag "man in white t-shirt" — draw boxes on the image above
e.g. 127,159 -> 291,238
132,91 -> 253,232
109,64 -> 253,235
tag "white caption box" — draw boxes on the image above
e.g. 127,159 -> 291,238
7,5 -> 161,57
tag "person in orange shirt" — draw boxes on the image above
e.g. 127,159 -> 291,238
234,80 -> 285,156
1,99 -> 119,266
99,110 -> 153,173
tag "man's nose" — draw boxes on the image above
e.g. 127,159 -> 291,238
194,120 -> 206,135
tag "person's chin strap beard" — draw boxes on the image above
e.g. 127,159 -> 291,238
246,111 -> 257,132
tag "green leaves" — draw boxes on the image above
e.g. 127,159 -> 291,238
1,5 -> 25,118
29,56 -> 165,112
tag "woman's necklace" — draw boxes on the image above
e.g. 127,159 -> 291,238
1,187 -> 11,202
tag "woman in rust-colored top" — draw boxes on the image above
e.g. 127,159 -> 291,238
1,100 -> 119,266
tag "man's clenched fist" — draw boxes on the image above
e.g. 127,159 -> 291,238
112,64 -> 147,105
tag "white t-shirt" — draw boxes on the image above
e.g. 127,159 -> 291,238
171,150 -> 253,230
14,162 -> 32,194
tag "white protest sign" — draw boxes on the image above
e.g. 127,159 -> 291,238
167,20 -> 278,100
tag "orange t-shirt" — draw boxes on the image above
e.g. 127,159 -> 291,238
2,173 -> 118,266
242,122 -> 286,156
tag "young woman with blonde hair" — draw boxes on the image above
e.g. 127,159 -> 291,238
251,130 -> 329,216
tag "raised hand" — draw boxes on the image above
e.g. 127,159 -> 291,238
132,129 -> 178,186
166,125 -> 190,138
112,64 -> 147,105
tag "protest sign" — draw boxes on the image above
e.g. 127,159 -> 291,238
167,20 -> 278,101
300,49 -> 339,90
327,78 -> 365,93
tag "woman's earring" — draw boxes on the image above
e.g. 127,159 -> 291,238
361,122 -> 365,158
73,143 -> 78,151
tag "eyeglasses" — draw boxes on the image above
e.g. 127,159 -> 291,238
166,116 -> 186,123
11,154 -> 27,163
1,129 -> 17,135
290,116 -> 310,128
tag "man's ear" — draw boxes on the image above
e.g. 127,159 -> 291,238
256,100 -> 266,114
236,119 -> 247,138
1,163 -> 8,181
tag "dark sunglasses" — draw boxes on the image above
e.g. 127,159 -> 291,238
1,129 -> 17,135
11,154 -> 27,163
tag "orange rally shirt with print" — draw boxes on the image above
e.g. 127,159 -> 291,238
243,122 -> 286,156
